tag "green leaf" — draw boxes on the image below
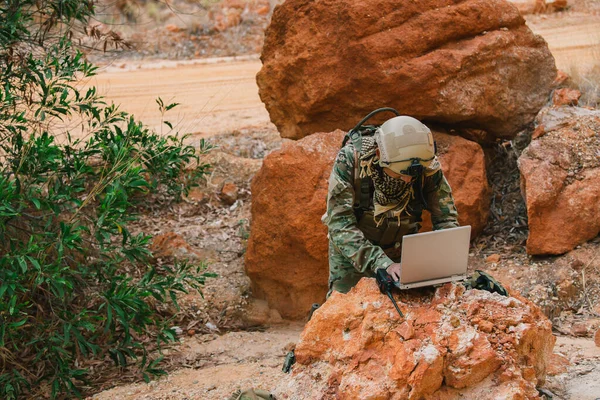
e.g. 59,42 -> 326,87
17,257 -> 27,273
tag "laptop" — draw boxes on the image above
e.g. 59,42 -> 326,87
394,225 -> 471,289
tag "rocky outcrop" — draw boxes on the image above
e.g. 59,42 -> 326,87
421,132 -> 490,237
257,0 -> 556,141
246,130 -> 490,319
274,279 -> 555,399
518,106 -> 600,255
552,88 -> 581,106
245,131 -> 346,319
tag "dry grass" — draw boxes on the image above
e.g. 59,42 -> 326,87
567,63 -> 600,108
562,30 -> 600,108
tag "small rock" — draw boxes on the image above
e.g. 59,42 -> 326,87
595,328 -> 600,347
485,254 -> 501,263
547,353 -> 570,376
396,320 -> 415,340
556,278 -> 578,301
269,308 -> 283,324
165,24 -> 182,33
243,298 -> 272,326
570,258 -> 585,271
571,322 -> 589,337
531,124 -> 546,140
187,329 -> 196,336
186,187 -> 208,203
552,88 -> 581,106
218,182 -> 239,205
552,70 -> 570,87
478,320 -> 494,333
206,322 -> 219,331
172,326 -> 183,336
150,232 -> 204,260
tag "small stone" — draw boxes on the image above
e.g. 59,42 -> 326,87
218,182 -> 239,205
186,187 -> 207,203
478,320 -> 494,333
396,320 -> 415,340
172,326 -> 183,335
450,315 -> 461,328
595,329 -> 600,347
187,329 -> 196,336
570,258 -> 584,270
547,353 -> 570,376
571,322 -> 589,337
206,322 -> 219,331
486,254 -> 501,263
552,70 -> 570,87
532,124 -> 546,140
556,278 -> 578,301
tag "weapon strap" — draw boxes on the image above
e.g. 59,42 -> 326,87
348,130 -> 371,210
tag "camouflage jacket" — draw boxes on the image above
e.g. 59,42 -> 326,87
323,142 -> 459,279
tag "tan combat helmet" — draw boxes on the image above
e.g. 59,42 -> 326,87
375,116 -> 435,174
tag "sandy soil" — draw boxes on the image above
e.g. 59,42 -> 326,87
527,13 -> 600,72
87,56 -> 271,137
90,330 -> 600,400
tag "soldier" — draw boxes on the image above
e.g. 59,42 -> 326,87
323,114 -> 459,295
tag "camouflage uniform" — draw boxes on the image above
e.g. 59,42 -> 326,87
323,142 -> 459,295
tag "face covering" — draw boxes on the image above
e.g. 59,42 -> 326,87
358,137 -> 414,225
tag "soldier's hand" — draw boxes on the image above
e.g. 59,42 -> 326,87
386,263 -> 402,282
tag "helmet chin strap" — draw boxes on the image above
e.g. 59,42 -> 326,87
407,159 -> 427,209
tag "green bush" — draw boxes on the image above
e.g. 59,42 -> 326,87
0,1 -> 214,398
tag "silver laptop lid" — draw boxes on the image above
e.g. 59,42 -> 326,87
399,226 -> 471,285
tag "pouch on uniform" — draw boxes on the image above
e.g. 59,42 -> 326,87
228,388 -> 276,400
463,270 -> 508,296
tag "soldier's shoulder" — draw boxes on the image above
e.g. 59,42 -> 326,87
335,143 -> 355,165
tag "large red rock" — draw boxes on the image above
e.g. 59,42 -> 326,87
257,0 -> 556,141
518,106 -> 600,255
274,279 -> 555,399
245,131 -> 346,319
246,130 -> 490,319
422,132 -> 490,237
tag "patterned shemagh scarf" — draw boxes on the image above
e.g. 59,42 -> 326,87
358,136 -> 441,226
358,137 -> 413,226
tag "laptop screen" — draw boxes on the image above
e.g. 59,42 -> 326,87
399,225 -> 471,285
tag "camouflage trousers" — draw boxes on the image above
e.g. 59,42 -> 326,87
327,241 -> 402,297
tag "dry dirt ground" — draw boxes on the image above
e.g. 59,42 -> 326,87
87,2 -> 600,399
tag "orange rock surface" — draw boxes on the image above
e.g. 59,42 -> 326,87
421,132 -> 490,237
519,106 -> 600,255
274,280 -> 555,399
257,0 -> 556,140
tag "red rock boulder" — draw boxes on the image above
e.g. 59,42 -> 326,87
274,279 -> 555,399
246,130 -> 490,319
552,88 -> 581,106
421,132 -> 490,237
257,0 -> 556,141
518,106 -> 600,255
245,131 -> 346,319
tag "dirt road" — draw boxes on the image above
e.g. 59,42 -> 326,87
89,56 -> 272,137
90,15 -> 600,139
527,13 -> 600,72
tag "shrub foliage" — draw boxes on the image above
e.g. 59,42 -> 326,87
0,1 -> 213,398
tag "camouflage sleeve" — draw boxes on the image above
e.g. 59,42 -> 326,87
322,145 -> 394,273
424,170 -> 460,230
